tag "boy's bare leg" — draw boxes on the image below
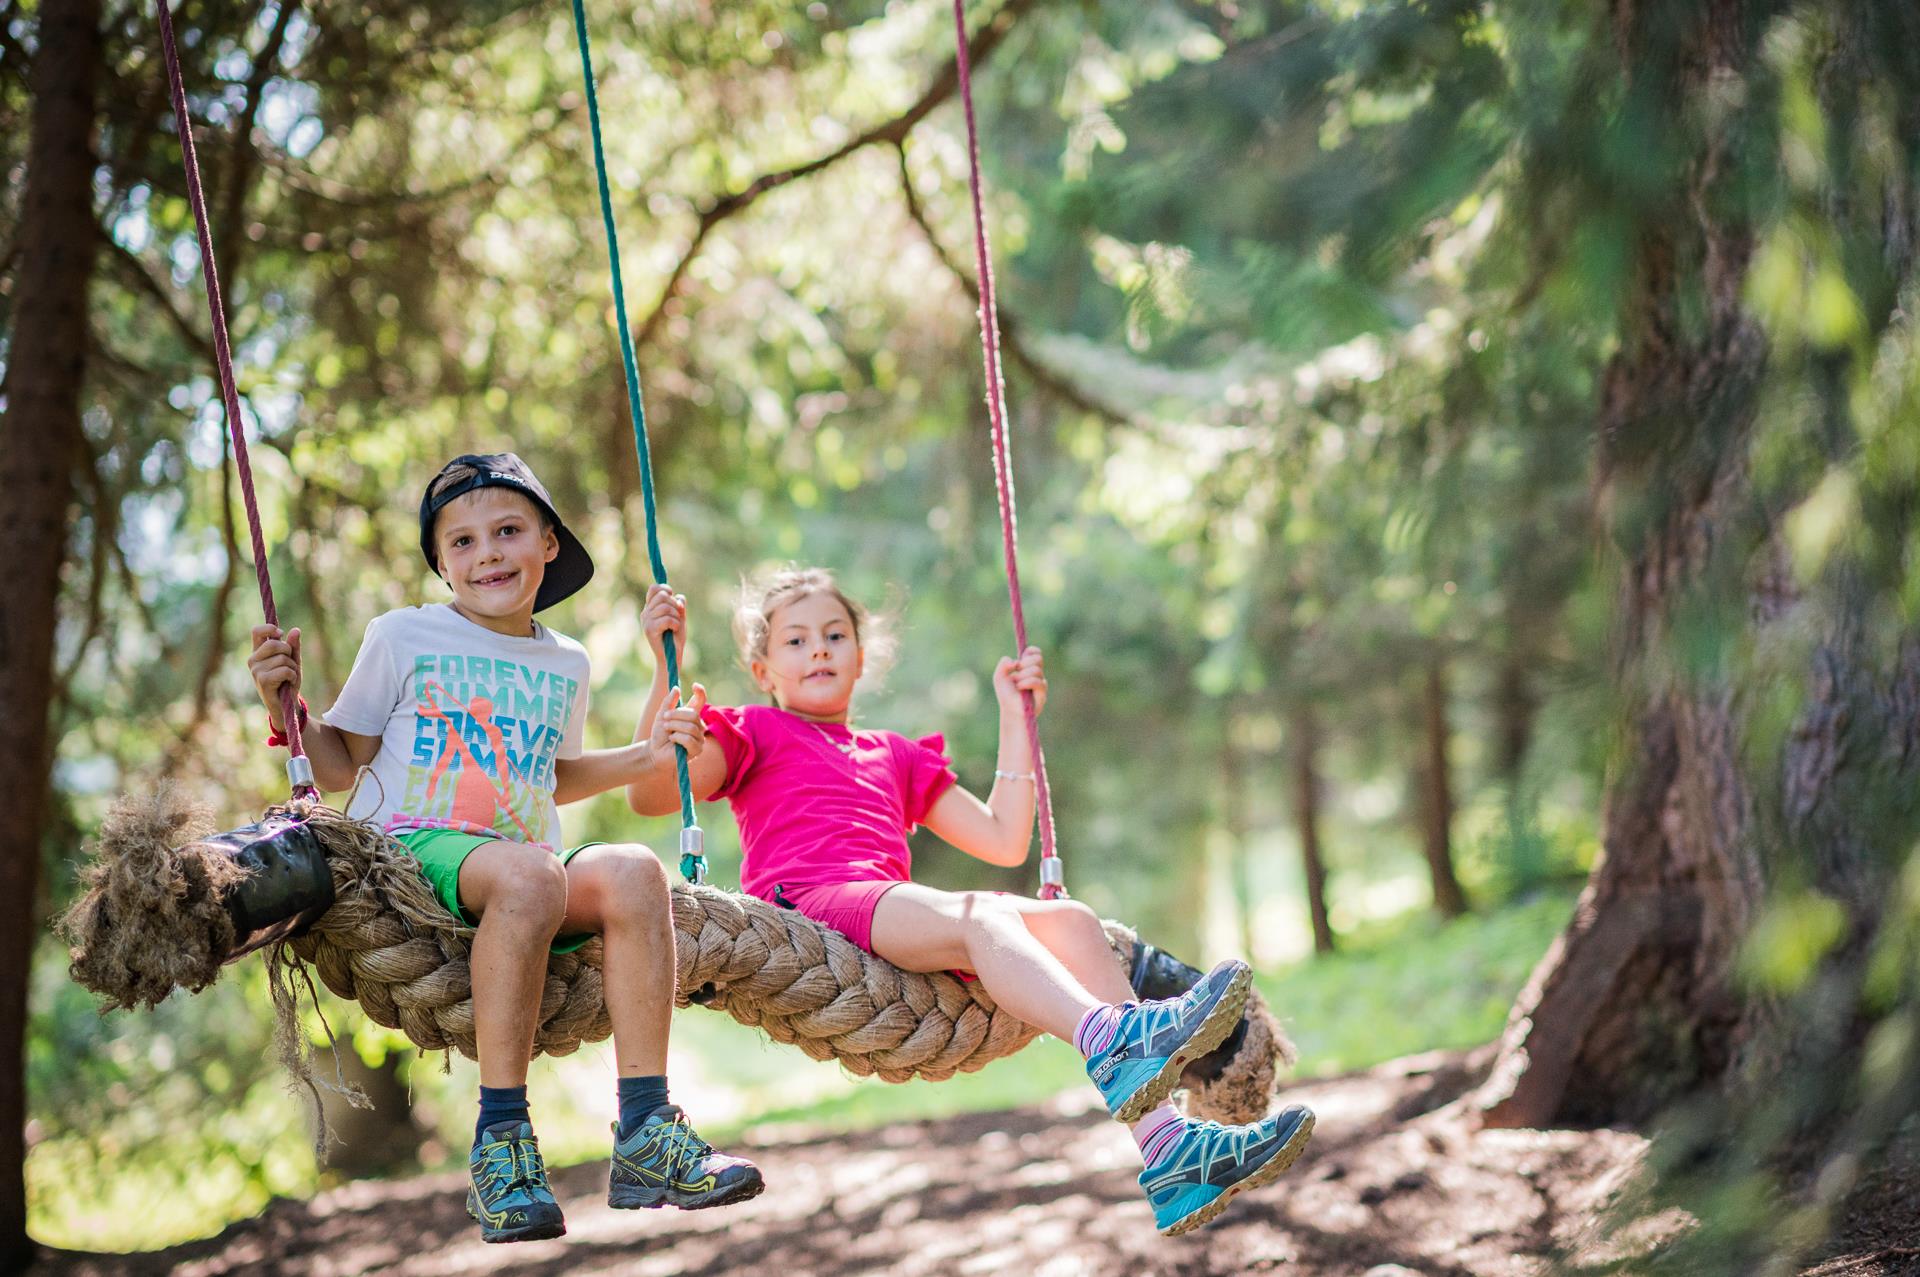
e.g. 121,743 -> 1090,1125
458,842 -> 569,1086
558,844 -> 674,1075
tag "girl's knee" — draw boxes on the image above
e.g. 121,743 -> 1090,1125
960,892 -> 1023,936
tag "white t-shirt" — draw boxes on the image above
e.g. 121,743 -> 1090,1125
323,604 -> 591,851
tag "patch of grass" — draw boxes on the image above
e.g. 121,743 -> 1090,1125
1265,887 -> 1579,1077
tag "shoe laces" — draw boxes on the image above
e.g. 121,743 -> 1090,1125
648,1108 -> 715,1170
477,1130 -> 549,1198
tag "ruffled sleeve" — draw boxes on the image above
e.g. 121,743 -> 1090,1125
900,732 -> 958,829
700,704 -> 757,800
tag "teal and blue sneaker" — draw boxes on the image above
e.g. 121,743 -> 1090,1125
1087,959 -> 1253,1123
608,1104 -> 765,1210
1141,1104 -> 1316,1236
466,1121 -> 566,1243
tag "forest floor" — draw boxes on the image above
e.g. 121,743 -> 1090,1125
33,1047 -> 1920,1277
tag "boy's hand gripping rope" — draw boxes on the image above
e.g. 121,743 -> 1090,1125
156,0 -> 314,801
567,0 -> 704,883
950,0 -> 1065,899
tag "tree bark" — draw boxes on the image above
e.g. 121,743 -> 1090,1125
1418,654 -> 1469,919
0,0 -> 102,1260
1290,704 -> 1335,955
1478,0 -> 1920,1130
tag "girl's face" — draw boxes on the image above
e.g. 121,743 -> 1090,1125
752,590 -> 864,722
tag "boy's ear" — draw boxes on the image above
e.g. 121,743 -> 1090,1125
542,526 -> 559,564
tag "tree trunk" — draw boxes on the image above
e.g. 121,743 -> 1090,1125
1418,654 -> 1469,919
317,1051 -> 421,1179
1494,638 -> 1537,786
1478,0 -> 1920,1130
0,0 -> 102,1261
1290,704 -> 1335,955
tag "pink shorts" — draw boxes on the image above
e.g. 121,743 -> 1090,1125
770,880 -> 905,954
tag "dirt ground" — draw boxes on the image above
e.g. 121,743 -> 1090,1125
33,1049 -> 1920,1277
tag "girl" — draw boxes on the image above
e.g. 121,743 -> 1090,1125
628,570 -> 1313,1235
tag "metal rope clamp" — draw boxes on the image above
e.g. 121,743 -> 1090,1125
680,825 -> 707,885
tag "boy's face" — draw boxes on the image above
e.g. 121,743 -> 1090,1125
433,488 -> 558,624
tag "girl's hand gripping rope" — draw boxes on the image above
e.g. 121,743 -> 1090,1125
993,645 -> 1048,718
649,685 -> 708,761
642,584 -> 688,658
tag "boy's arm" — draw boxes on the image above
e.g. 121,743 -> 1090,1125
557,683 -> 717,805
294,722 -> 382,793
249,623 -> 380,792
615,684 -> 729,812
625,584 -> 727,813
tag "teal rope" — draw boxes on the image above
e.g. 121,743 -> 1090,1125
567,0 -> 704,883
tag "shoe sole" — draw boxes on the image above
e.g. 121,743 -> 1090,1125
1113,965 -> 1254,1124
609,1173 -> 768,1211
467,1204 -> 566,1244
1159,1109 -> 1316,1237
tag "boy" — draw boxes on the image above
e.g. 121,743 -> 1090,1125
248,452 -> 757,1243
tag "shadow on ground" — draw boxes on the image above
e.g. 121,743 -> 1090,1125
32,1049 -> 1920,1276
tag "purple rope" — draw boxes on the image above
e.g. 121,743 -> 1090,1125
156,0 -> 311,790
950,0 -> 1062,898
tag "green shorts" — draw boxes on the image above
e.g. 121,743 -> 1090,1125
391,828 -> 601,955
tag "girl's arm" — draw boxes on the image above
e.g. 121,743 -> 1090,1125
248,623 -> 380,791
627,585 -> 729,814
922,646 -> 1047,867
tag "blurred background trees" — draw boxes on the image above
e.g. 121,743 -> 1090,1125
5,0 -> 1918,1269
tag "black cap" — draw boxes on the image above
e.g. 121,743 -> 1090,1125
419,453 -> 594,613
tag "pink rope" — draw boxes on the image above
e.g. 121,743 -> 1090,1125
950,0 -> 1063,898
156,0 -> 312,789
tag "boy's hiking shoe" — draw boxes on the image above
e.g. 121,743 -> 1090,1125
467,1121 -> 566,1243
609,1104 -> 765,1210
1142,1104 -> 1316,1236
1087,960 -> 1254,1123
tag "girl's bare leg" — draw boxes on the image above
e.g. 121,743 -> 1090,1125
869,883 -> 1106,1039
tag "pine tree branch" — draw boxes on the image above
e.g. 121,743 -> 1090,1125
628,0 -> 1043,352
893,141 -> 1137,429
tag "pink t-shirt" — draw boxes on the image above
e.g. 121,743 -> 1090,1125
700,703 -> 958,901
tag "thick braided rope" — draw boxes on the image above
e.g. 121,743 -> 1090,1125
273,807 -> 1283,1114
281,808 -> 1041,1079
949,0 -> 1062,896
154,0 -> 308,778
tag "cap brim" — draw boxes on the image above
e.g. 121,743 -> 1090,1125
533,524 -> 595,612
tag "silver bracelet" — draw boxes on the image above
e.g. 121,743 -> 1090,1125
994,769 -> 1036,783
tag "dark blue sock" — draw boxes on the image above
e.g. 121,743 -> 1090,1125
616,1076 -> 670,1139
476,1085 -> 530,1144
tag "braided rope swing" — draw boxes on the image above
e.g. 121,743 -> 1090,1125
279,804 -> 1048,1082
64,0 -> 1290,1128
